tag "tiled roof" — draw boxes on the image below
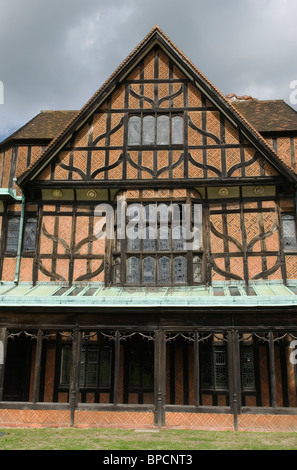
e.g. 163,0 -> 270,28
17,26 -> 297,185
0,110 -> 78,146
2,100 -> 296,151
2,27 -> 297,181
232,100 -> 297,133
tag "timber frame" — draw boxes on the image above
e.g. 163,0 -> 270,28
1,305 -> 297,429
1,27 -> 297,430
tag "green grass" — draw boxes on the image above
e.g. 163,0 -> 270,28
0,428 -> 297,450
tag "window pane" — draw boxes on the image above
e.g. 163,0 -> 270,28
142,349 -> 154,388
127,235 -> 140,251
143,226 -> 156,251
214,348 -> 228,389
129,350 -> 141,387
145,204 -> 157,224
241,346 -> 255,390
174,256 -> 187,283
142,256 -> 155,284
23,218 -> 37,251
173,226 -> 186,250
157,115 -> 170,145
86,346 -> 99,386
60,345 -> 72,386
127,256 -> 140,284
128,116 -> 141,145
113,256 -> 121,285
80,347 -> 86,386
158,256 -> 171,284
193,255 -> 202,283
282,214 -> 297,250
158,226 -> 171,251
6,217 -> 20,252
127,204 -> 142,250
200,345 -> 214,388
172,116 -> 183,144
99,346 -> 112,387
157,204 -> 171,223
142,115 -> 155,145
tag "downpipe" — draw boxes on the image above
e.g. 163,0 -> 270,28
14,192 -> 25,284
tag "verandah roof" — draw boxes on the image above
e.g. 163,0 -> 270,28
0,281 -> 297,308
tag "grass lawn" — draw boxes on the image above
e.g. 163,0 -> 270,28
0,428 -> 297,450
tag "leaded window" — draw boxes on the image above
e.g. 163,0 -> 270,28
282,213 -> 297,251
200,344 -> 228,391
112,200 -> 203,286
124,338 -> 154,404
240,345 -> 255,391
23,218 -> 38,252
59,343 -> 113,389
6,217 -> 20,253
5,216 -> 38,253
128,114 -> 183,146
80,345 -> 112,388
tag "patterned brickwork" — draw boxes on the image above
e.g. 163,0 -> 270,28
276,137 -> 292,170
1,408 -> 297,431
166,412 -> 234,431
2,148 -> 12,188
31,45 -> 283,184
74,410 -> 155,428
285,255 -> 297,279
238,414 -> 297,432
0,409 -> 70,428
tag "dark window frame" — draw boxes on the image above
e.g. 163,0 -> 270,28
281,212 -> 297,252
5,216 -> 20,253
123,337 -> 154,404
23,217 -> 38,253
127,112 -> 184,148
4,216 -> 38,254
200,342 -> 229,393
56,339 -> 114,403
112,200 -> 204,287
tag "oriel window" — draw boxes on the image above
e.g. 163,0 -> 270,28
112,200 -> 203,286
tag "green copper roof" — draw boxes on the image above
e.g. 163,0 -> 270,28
0,281 -> 297,308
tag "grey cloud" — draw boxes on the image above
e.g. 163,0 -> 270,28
1,0 -> 297,141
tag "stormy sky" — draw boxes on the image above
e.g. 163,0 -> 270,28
0,0 -> 297,142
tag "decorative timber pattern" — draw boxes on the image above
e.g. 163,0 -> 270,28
208,200 -> 283,282
0,44 -> 296,285
35,47 -> 281,184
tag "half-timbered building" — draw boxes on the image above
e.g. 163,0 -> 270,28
1,26 -> 297,430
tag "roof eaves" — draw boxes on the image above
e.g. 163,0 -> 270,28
17,25 -> 297,185
17,26 -> 163,186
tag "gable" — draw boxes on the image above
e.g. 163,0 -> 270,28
17,27 -> 297,187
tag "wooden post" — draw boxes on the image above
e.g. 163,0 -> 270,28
0,328 -> 7,401
69,327 -> 81,427
269,331 -> 277,408
154,329 -> 166,428
113,330 -> 120,405
32,329 -> 43,404
194,331 -> 200,407
228,330 -> 240,431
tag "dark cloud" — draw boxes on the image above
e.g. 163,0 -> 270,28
1,0 -> 297,141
